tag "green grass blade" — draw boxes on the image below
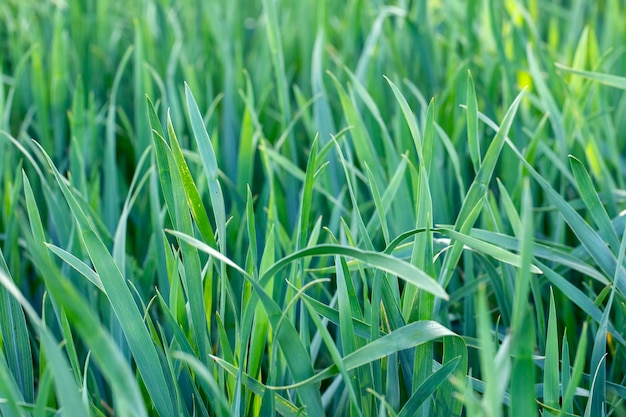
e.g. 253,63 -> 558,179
466,71 -> 481,173
261,244 -> 447,300
36,144 -> 178,417
167,111 -> 217,248
436,227 -> 542,274
0,271 -> 89,416
556,63 -> 626,90
510,179 -> 538,417
397,357 -> 461,417
543,290 -> 560,415
569,155 -> 620,255
0,341 -> 27,417
0,250 -> 34,404
501,136 -> 626,295
184,83 -> 227,252
439,88 -> 526,289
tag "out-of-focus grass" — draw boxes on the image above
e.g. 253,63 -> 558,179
1,0 -> 626,416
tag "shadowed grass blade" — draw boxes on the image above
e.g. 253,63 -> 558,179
0,250 -> 33,405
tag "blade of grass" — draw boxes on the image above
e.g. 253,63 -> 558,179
35,143 -> 178,417
0,250 -> 34,404
439,88 -> 526,289
543,290 -> 560,416
569,155 -> 620,255
556,63 -> 626,90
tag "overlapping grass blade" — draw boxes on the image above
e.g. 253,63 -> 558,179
510,180 -> 537,416
184,84 -> 227,252
569,155 -> 620,255
0,250 -> 33,405
543,290 -> 560,415
34,145 -> 177,417
0,271 -> 89,416
439,88 -> 525,289
556,63 -> 626,90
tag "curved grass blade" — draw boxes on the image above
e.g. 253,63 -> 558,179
569,155 -> 620,255
35,143 -> 177,417
0,271 -> 89,416
263,244 -> 447,300
166,230 -> 325,417
436,227 -> 542,274
439,89 -> 526,288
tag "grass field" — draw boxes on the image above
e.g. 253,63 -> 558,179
1,0 -> 626,416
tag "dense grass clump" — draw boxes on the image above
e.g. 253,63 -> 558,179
1,1 -> 626,416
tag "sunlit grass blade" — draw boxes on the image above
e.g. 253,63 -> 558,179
167,110 -> 217,248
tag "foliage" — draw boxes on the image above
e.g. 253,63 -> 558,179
1,0 -> 626,416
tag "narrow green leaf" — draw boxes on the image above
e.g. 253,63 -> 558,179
466,71 -> 481,172
439,89 -> 526,289
0,250 -> 34,404
184,83 -> 226,252
543,290 -> 560,415
556,63 -> 626,90
36,143 -> 177,417
569,155 -> 620,255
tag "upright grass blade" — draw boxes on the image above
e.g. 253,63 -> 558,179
558,323 -> 588,417
33,145 -> 177,417
510,180 -> 537,417
104,46 -> 134,235
0,249 -> 33,405
499,133 -> 626,296
586,224 -> 626,416
0,343 -> 26,417
184,84 -> 226,253
569,155 -> 620,255
22,173 -> 148,417
466,71 -> 481,173
438,89 -> 526,290
543,290 -> 560,416
0,271 -> 89,416
329,72 -> 386,190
